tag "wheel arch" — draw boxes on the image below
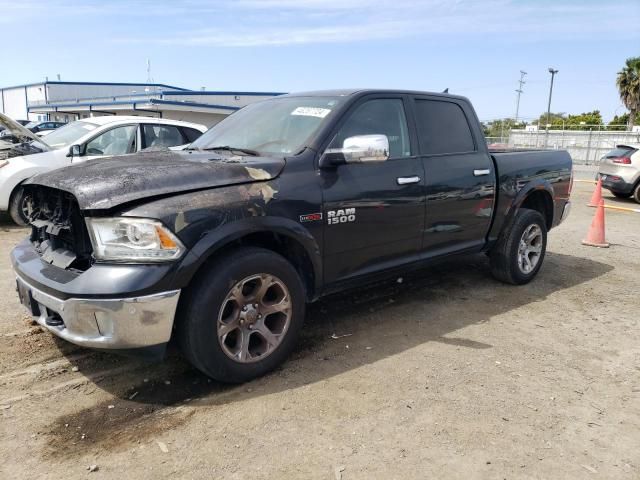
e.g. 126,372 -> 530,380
2,165 -> 48,211
509,181 -> 554,230
519,188 -> 554,229
176,217 -> 322,302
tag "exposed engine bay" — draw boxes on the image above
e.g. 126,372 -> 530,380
25,185 -> 93,271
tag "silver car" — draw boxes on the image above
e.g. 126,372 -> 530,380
597,144 -> 640,203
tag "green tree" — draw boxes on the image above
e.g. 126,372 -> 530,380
533,111 -> 604,130
616,57 -> 640,131
565,110 -> 603,130
609,112 -> 640,131
485,118 -> 525,138
532,112 -> 567,128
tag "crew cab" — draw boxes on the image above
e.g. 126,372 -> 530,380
0,115 -> 206,225
11,90 -> 572,382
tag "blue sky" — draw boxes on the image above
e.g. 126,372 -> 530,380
1,0 -> 638,122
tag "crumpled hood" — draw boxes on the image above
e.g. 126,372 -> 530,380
26,150 -> 285,210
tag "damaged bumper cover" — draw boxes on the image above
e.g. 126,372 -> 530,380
11,239 -> 182,357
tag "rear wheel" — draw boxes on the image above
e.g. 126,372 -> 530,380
8,186 -> 31,226
490,208 -> 547,285
177,247 -> 306,383
633,183 -> 640,204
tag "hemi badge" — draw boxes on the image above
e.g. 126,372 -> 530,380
300,212 -> 322,223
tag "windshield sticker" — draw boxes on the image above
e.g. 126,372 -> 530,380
291,107 -> 331,118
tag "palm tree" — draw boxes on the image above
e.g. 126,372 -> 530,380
616,57 -> 640,131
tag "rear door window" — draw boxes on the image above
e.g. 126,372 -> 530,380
143,125 -> 185,148
414,99 -> 475,155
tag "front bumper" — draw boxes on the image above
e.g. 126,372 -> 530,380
11,238 -> 183,355
16,274 -> 180,351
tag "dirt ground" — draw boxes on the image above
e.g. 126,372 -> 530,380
0,179 -> 638,480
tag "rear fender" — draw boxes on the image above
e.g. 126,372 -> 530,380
495,179 -> 554,241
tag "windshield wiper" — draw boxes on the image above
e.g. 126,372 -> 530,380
200,145 -> 260,156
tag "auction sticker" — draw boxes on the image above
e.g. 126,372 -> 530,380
291,107 -> 331,118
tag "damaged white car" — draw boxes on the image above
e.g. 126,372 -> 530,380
0,114 -> 206,225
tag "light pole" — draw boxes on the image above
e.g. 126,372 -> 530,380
545,68 -> 558,147
515,70 -> 527,124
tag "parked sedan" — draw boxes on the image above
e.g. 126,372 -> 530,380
597,144 -> 640,203
25,120 -> 67,136
0,116 -> 206,224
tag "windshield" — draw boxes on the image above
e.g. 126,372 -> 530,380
189,96 -> 344,155
25,121 -> 39,129
43,120 -> 99,149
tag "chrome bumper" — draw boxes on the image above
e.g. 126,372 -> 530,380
16,275 -> 180,349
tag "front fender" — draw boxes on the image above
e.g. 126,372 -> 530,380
172,215 -> 323,299
0,165 -> 49,210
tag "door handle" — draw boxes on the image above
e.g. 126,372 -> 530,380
473,169 -> 491,177
397,176 -> 421,185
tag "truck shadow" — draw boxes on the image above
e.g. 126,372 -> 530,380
47,251 -> 612,454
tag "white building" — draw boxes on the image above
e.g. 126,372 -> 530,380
0,81 -> 284,128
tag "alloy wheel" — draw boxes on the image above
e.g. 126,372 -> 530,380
217,274 -> 292,363
517,224 -> 543,274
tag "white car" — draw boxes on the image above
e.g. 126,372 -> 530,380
0,116 -> 206,224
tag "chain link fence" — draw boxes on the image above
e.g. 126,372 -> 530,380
489,129 -> 640,165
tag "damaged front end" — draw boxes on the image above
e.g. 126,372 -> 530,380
25,185 -> 93,271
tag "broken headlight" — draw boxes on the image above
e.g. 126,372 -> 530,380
86,217 -> 185,262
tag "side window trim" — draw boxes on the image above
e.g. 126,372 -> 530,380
412,96 -> 478,157
141,124 -> 151,149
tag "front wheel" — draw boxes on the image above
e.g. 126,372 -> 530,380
489,208 -> 547,285
8,186 -> 32,226
177,247 -> 306,383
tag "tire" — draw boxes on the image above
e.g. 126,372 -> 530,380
633,183 -> 640,204
489,208 -> 547,285
611,191 -> 631,199
8,186 -> 31,226
177,247 -> 306,383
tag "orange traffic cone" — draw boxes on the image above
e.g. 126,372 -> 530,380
582,198 -> 609,248
588,179 -> 603,207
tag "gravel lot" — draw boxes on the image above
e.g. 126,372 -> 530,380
0,180 -> 638,479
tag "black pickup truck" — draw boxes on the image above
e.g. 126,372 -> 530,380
11,90 -> 572,382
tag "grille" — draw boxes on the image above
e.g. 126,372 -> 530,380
26,185 -> 93,271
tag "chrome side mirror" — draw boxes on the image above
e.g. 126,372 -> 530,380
320,134 -> 389,167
